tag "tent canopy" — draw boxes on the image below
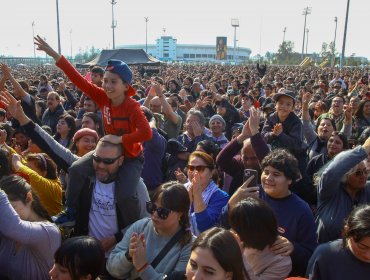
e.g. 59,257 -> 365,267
83,49 -> 161,66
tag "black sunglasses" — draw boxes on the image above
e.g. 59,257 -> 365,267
92,153 -> 121,165
187,165 -> 210,172
354,169 -> 369,177
146,201 -> 171,220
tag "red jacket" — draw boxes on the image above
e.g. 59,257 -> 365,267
56,56 -> 152,158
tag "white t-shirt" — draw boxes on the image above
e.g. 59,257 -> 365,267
88,180 -> 118,241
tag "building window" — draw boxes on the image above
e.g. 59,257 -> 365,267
163,53 -> 169,58
190,54 -> 195,58
202,54 -> 207,58
207,54 -> 213,58
184,54 -> 189,58
196,54 -> 201,58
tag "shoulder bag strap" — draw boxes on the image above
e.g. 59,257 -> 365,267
151,228 -> 185,269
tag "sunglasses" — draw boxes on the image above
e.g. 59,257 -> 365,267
187,165 -> 209,172
92,153 -> 121,165
354,169 -> 369,177
146,201 -> 171,220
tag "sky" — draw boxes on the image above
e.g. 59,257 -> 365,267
1,0 -> 368,59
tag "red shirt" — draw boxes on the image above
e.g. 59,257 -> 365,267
56,56 -> 152,158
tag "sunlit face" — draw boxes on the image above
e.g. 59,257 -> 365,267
149,97 -> 162,113
275,96 -> 294,120
150,200 -> 182,234
317,119 -> 334,140
347,162 -> 368,191
209,119 -> 224,137
49,263 -> 73,280
185,114 -> 202,137
91,72 -> 102,85
261,165 -> 292,199
186,247 -> 232,280
331,97 -> 344,115
47,94 -> 59,111
363,102 -> 370,116
327,135 -> 344,157
348,237 -> 370,263
349,97 -> 360,112
93,144 -> 124,183
76,135 -> 97,156
241,96 -> 252,110
241,142 -> 260,171
187,156 -> 213,189
102,71 -> 128,102
9,198 -> 32,221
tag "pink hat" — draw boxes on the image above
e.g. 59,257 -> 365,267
72,128 -> 99,143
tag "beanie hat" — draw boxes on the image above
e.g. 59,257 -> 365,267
105,60 -> 135,97
72,128 -> 99,143
209,114 -> 226,128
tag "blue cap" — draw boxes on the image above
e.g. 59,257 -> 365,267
105,59 -> 135,96
105,59 -> 133,84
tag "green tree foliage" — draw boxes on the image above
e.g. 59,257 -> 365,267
74,46 -> 101,62
275,41 -> 301,65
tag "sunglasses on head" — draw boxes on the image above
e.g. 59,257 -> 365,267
92,153 -> 121,165
146,201 -> 171,220
187,165 -> 209,172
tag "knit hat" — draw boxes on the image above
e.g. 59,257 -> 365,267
105,60 -> 135,97
209,114 -> 226,128
72,128 -> 99,143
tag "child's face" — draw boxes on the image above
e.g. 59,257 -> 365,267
275,95 -> 294,119
102,71 -> 129,102
91,72 -> 103,85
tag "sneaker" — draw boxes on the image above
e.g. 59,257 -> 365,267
53,208 -> 76,227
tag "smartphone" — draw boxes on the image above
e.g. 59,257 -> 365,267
243,169 -> 258,187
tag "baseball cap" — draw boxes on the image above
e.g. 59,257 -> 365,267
105,59 -> 135,96
273,89 -> 296,103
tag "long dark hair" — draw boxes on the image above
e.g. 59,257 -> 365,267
355,99 -> 370,119
0,175 -> 51,222
54,236 -> 105,280
26,153 -> 58,180
54,114 -> 77,146
192,227 -> 250,280
152,181 -> 192,247
342,204 -> 370,247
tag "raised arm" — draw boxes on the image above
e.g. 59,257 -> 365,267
0,64 -> 28,100
318,139 -> 370,201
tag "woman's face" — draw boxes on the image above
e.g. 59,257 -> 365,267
76,135 -> 97,156
317,119 -> 334,140
209,119 -> 224,137
187,156 -> 213,189
9,198 -> 32,221
49,263 -> 72,280
327,135 -> 344,157
348,236 -> 370,263
261,165 -> 292,199
185,115 -> 201,137
81,116 -> 98,132
363,101 -> 370,116
56,119 -> 71,136
186,247 -> 232,280
150,200 -> 182,235
347,162 -> 369,191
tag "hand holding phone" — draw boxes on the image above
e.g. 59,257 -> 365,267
243,169 -> 258,187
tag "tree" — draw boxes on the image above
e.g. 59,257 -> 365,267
74,46 -> 101,61
275,41 -> 300,65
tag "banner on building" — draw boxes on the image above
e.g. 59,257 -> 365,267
216,37 -> 227,60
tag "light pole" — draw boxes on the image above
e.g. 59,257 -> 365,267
144,17 -> 149,53
301,7 -> 311,59
340,0 -> 350,68
305,28 -> 309,56
69,29 -> 73,59
332,17 -> 338,67
110,0 -> 117,49
32,21 -> 36,58
56,0 -> 61,54
282,27 -> 287,43
231,18 -> 239,65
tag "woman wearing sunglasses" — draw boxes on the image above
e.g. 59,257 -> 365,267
307,204 -> 370,279
316,137 -> 370,244
106,181 -> 193,280
185,151 -> 229,235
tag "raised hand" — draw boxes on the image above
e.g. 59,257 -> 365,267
272,123 -> 283,136
34,35 -> 61,61
0,64 -> 11,79
249,107 -> 261,135
0,90 -> 26,121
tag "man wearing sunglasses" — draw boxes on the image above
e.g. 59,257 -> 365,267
73,139 -> 149,254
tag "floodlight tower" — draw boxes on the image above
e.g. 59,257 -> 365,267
231,18 -> 239,65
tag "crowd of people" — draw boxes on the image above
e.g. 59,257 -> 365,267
0,35 -> 369,280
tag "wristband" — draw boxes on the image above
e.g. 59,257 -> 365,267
137,262 -> 149,273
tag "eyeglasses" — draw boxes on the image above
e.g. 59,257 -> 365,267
354,169 -> 370,177
92,153 -> 121,165
146,201 -> 171,220
187,165 -> 210,172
